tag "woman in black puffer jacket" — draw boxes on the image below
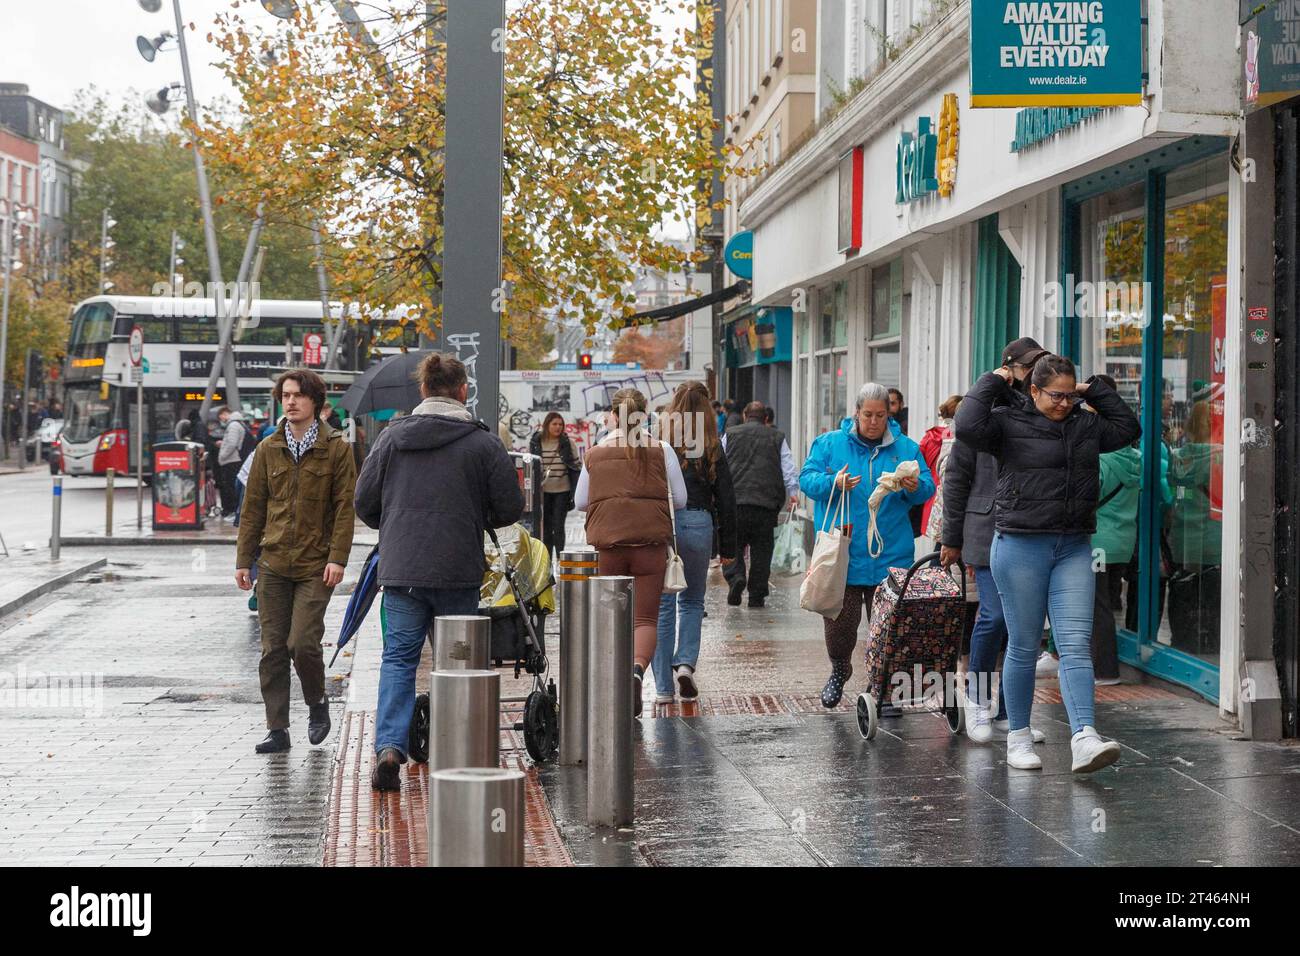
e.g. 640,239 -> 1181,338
954,355 -> 1140,775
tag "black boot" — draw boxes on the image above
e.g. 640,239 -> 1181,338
308,697 -> 331,745
255,729 -> 291,753
727,577 -> 745,606
820,661 -> 854,709
632,664 -> 644,718
371,747 -> 402,791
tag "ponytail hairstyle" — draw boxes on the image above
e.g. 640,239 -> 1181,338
1030,354 -> 1077,390
609,387 -> 649,462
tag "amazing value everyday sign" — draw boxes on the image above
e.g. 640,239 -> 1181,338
970,1 -> 1144,107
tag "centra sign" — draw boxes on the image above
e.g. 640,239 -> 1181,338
897,116 -> 939,204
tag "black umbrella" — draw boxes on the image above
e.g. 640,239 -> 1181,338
337,351 -> 428,416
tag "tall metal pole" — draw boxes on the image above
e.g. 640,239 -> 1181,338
168,229 -> 179,295
171,0 -> 238,413
442,0 -> 505,424
99,208 -> 109,290
0,175 -> 13,461
198,207 -> 263,420
17,347 -> 30,471
311,221 -> 341,370
136,370 -> 145,529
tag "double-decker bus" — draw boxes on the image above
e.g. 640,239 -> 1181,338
59,295 -> 408,477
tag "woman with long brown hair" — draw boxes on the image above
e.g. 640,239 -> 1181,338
652,382 -> 737,703
573,387 -> 687,716
529,411 -> 581,560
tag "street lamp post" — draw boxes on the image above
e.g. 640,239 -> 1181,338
0,170 -> 30,463
168,230 -> 184,294
99,208 -> 116,292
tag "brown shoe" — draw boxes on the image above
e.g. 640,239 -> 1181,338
371,747 -> 402,791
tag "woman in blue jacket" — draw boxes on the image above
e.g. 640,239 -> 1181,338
800,382 -> 935,708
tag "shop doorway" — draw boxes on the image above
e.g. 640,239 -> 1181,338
1062,139 -> 1230,702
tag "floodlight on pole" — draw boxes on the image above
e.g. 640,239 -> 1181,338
137,32 -> 174,62
146,83 -> 184,115
138,0 -> 163,11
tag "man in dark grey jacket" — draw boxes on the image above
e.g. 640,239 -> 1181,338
354,352 -> 523,790
722,401 -> 799,608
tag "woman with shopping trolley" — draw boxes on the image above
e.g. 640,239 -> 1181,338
799,383 -> 935,709
954,355 -> 1140,773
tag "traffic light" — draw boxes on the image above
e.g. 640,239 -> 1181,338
578,353 -> 592,370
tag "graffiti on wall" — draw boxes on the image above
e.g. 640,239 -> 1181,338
498,372 -> 679,455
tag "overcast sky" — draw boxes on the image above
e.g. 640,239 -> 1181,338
0,0 -> 283,114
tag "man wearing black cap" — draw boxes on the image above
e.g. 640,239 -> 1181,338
1001,337 -> 1051,391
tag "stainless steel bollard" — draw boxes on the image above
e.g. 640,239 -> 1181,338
432,615 -> 491,670
428,669 -> 500,773
105,467 -> 114,537
586,575 -> 635,827
50,476 -> 62,561
428,767 -> 524,867
558,548 -> 599,766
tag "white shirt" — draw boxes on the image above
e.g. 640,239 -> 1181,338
572,434 -> 687,512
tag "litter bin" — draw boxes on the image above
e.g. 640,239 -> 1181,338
509,451 -> 544,538
152,441 -> 205,531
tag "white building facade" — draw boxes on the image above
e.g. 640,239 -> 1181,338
740,0 -> 1250,715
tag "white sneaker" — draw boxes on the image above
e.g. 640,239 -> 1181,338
674,665 -> 699,701
1006,728 -> 1043,770
1035,651 -> 1059,678
993,719 -> 1046,743
654,692 -> 675,704
1071,726 -> 1121,773
965,702 -> 993,743
1095,677 -> 1122,686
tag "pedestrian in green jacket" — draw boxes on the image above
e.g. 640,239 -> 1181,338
236,369 -> 357,755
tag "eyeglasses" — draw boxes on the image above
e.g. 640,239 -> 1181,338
1038,388 -> 1080,406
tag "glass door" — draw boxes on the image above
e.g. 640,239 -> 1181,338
1064,142 -> 1230,702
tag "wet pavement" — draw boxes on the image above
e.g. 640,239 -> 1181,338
0,544 -> 367,866
535,568 -> 1300,868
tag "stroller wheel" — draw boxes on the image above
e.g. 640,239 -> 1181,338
408,693 -> 430,764
522,688 -> 559,763
944,695 -> 965,735
856,692 -> 878,741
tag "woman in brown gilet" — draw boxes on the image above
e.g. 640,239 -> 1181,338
573,388 -> 687,717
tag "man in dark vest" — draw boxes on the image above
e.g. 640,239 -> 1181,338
722,401 -> 799,608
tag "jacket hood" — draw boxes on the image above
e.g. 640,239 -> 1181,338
386,409 -> 486,451
1104,445 -> 1143,487
840,417 -> 897,448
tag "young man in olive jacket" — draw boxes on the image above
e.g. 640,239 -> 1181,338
236,369 -> 357,754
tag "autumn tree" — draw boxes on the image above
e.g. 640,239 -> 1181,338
196,0 -> 729,363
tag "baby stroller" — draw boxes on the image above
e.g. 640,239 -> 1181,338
855,551 -> 970,741
408,522 -> 559,764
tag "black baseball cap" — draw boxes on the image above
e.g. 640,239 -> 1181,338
1001,337 -> 1050,369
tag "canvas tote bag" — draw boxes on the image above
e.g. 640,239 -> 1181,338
799,467 -> 852,619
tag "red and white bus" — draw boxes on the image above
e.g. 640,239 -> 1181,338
59,295 -> 407,477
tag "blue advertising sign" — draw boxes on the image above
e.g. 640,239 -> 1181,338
724,230 -> 754,279
970,0 -> 1144,108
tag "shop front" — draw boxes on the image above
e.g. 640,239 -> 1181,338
724,305 -> 794,428
1060,138 -> 1235,703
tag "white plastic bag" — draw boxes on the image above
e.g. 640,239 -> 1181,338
771,502 -> 806,576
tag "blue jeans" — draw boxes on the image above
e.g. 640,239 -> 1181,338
374,585 -> 480,757
966,565 -> 1008,720
653,509 -> 715,696
991,532 -> 1096,734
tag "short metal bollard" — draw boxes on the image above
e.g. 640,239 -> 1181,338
586,575 -> 635,827
558,548 -> 599,766
428,767 -> 524,867
428,669 -> 500,773
432,615 -> 491,671
105,467 -> 115,537
50,476 -> 62,561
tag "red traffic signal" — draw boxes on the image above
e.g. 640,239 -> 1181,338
578,353 -> 592,370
